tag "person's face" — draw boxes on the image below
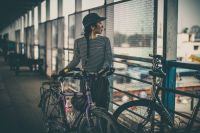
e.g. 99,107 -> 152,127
92,21 -> 104,34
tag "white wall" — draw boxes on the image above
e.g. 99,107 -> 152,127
178,0 -> 200,33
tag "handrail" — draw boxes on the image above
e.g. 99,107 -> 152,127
114,54 -> 152,63
113,59 -> 151,69
111,87 -> 141,99
63,49 -> 200,125
164,87 -> 200,99
170,110 -> 200,124
114,73 -> 152,85
167,60 -> 200,71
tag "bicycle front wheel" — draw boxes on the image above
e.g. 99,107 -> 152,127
113,99 -> 171,133
41,89 -> 68,133
78,107 -> 120,133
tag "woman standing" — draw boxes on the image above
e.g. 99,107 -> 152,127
60,13 -> 113,110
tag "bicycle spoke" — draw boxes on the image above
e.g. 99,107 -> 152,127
40,90 -> 67,133
113,100 -> 169,133
78,108 -> 120,133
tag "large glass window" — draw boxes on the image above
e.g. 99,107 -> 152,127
63,0 -> 75,15
63,0 -> 75,48
82,0 -> 104,10
50,0 -> 58,20
113,0 -> 154,58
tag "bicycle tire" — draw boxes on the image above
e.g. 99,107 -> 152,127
41,89 -> 68,133
113,99 -> 172,133
78,107 -> 120,133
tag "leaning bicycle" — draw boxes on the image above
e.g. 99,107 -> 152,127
39,67 -> 121,133
113,54 -> 200,133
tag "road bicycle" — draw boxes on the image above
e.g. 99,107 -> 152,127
39,67 -> 120,133
113,54 -> 200,133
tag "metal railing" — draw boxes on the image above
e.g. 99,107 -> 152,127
111,54 -> 200,126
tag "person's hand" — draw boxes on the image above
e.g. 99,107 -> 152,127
59,67 -> 70,76
98,67 -> 109,76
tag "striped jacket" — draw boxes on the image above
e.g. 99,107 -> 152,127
67,36 -> 113,72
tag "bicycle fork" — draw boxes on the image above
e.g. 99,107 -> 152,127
85,82 -> 95,132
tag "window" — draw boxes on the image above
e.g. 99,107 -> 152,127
194,45 -> 199,50
82,0 -> 104,10
63,0 -> 75,15
50,0 -> 58,20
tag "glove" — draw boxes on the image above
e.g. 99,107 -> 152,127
59,67 -> 70,76
98,67 -> 109,76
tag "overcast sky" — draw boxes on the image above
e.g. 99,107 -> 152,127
178,0 -> 200,32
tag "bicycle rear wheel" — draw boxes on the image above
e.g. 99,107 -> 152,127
41,89 -> 68,133
113,99 -> 171,133
78,107 -> 120,133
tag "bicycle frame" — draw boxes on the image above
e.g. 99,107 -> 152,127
150,54 -> 200,132
39,67 -> 116,132
58,75 -> 97,130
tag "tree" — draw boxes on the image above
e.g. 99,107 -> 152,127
114,32 -> 127,47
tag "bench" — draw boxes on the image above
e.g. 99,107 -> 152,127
8,53 -> 43,75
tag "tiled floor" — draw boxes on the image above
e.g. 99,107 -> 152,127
0,56 -> 47,133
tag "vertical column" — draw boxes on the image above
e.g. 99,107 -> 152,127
30,8 -> 34,59
46,0 -> 52,76
27,13 -> 29,27
38,4 -> 41,23
21,16 -> 24,54
23,15 -> 27,55
57,0 -> 64,72
46,0 -> 50,21
26,12 -> 29,57
163,0 -> 178,119
15,20 -> 19,53
104,0 -> 114,111
58,0 -> 63,17
32,8 -> 34,27
38,3 -> 42,60
20,16 -> 24,43
75,0 -> 82,38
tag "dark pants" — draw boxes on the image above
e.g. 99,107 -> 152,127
80,77 -> 110,110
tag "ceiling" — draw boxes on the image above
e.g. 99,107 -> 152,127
0,0 -> 43,31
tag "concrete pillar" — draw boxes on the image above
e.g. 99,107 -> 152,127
75,0 -> 82,38
57,0 -> 64,71
104,0 -> 114,111
32,8 -> 34,27
20,16 -> 24,43
163,0 -> 178,60
58,0 -> 63,17
46,21 -> 52,76
46,0 -> 50,21
24,14 -> 27,28
46,0 -> 52,76
27,12 -> 30,27
38,4 -> 41,23
163,0 -> 178,119
75,0 -> 82,12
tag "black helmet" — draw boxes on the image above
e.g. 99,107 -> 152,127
82,13 -> 106,28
